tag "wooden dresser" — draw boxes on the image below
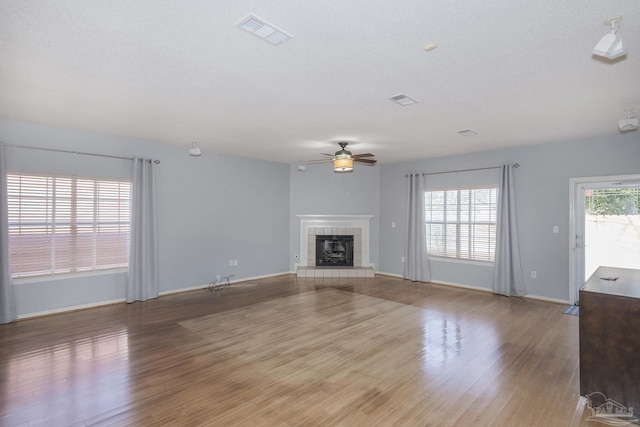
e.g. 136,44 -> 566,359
579,266 -> 640,411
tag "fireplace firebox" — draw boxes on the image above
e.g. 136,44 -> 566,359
315,235 -> 354,266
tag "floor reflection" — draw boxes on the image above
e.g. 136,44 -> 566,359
420,313 -> 498,374
2,328 -> 130,426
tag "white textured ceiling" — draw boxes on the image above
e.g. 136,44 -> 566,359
1,0 -> 639,164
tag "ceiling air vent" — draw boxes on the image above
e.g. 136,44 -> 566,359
236,14 -> 291,46
388,94 -> 418,106
457,129 -> 478,136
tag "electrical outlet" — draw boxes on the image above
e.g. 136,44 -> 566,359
233,260 -> 238,266
531,271 -> 537,279
553,225 -> 559,233
216,274 -> 221,281
401,256 -> 405,263
229,260 -> 233,266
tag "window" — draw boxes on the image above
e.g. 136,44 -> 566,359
424,187 -> 497,262
7,173 -> 131,279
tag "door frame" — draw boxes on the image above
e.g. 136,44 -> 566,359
569,173 -> 640,305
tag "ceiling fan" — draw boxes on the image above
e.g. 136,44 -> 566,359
306,142 -> 377,172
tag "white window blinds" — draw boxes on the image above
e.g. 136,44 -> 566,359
425,187 -> 497,262
7,173 -> 131,279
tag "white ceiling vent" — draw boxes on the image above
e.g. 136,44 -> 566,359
236,14 -> 291,46
388,94 -> 418,106
457,129 -> 478,136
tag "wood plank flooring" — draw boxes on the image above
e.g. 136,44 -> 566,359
0,275 -> 592,426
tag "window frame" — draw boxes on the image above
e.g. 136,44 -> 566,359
7,172 -> 132,280
424,186 -> 498,263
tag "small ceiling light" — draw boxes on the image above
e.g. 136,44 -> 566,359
457,129 -> 477,136
388,94 -> 418,106
424,42 -> 438,52
619,108 -> 638,132
236,14 -> 292,46
189,141 -> 202,157
593,16 -> 627,60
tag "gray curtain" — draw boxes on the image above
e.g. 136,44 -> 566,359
0,143 -> 17,323
404,173 -> 431,282
492,164 -> 526,296
126,158 -> 159,303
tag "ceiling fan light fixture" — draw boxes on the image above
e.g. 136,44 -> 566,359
334,142 -> 352,157
333,157 -> 353,172
317,142 -> 374,172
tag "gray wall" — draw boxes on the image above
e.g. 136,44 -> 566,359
2,116 -> 639,315
379,133 -> 640,301
1,118 -> 290,317
289,162 -> 380,270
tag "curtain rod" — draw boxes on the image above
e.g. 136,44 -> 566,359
405,163 -> 518,177
3,143 -> 160,164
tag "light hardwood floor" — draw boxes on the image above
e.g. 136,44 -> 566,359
1,275 -> 592,426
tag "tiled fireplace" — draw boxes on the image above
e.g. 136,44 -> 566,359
296,215 -> 375,278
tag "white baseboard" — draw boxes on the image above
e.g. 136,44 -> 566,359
428,280 -> 569,304
159,284 -> 207,295
234,271 -> 292,282
375,271 -> 404,278
374,274 -> 570,304
430,280 -> 493,293
159,271 -> 293,296
17,298 -> 126,320
521,294 -> 569,305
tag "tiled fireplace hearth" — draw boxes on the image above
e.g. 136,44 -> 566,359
296,215 -> 375,278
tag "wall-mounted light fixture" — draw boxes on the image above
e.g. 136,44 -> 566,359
189,141 -> 202,157
619,108 -> 638,132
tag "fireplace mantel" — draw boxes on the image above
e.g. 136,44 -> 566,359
297,215 -> 374,270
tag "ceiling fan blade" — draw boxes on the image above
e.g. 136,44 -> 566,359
353,153 -> 374,158
354,158 -> 377,164
320,153 -> 334,157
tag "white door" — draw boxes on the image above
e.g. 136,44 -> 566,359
570,175 -> 640,304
